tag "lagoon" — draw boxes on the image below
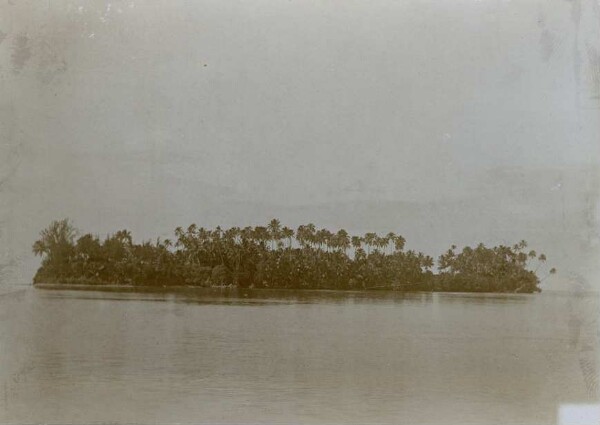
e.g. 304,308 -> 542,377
0,286 -> 598,424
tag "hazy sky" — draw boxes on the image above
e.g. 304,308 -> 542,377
1,0 -> 599,285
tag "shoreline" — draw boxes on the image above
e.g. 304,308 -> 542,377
32,282 -> 539,295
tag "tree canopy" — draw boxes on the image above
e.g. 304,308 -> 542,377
32,218 -> 553,293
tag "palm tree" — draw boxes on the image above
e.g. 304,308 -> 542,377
296,225 -> 307,248
364,233 -> 377,255
281,227 -> 294,249
316,229 -> 329,252
375,236 -> 388,253
535,253 -> 547,272
280,226 -> 294,260
241,226 -> 254,243
394,235 -> 406,252
187,223 -> 198,236
336,229 -> 350,254
268,219 -> 282,250
305,223 -> 317,248
386,232 -> 396,254
322,229 -> 334,252
253,226 -> 269,249
422,255 -> 434,270
539,267 -> 557,282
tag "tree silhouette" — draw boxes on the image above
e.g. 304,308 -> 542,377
32,218 -> 552,294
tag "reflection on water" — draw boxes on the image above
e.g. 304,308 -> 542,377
0,286 -> 598,424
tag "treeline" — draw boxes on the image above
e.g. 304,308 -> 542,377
32,219 -> 555,293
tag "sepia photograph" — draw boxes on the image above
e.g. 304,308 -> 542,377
1,0 -> 600,424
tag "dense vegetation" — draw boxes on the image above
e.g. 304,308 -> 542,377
32,219 -> 555,293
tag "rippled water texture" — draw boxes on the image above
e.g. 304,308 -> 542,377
1,286 -> 598,424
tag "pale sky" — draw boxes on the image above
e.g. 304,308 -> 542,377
1,0 -> 599,286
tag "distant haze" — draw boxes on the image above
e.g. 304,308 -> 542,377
1,0 -> 599,287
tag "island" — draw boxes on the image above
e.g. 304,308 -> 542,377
32,219 -> 556,293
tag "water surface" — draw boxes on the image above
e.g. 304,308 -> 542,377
1,286 -> 598,424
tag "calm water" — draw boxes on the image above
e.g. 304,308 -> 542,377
0,286 -> 598,424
